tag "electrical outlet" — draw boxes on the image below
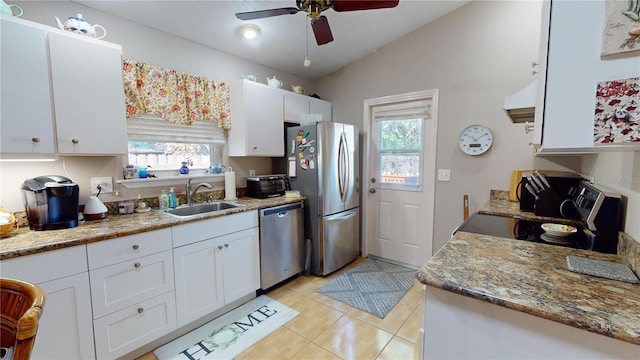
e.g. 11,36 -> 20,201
437,169 -> 451,182
90,177 -> 113,194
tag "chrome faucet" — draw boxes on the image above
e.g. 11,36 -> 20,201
186,179 -> 213,206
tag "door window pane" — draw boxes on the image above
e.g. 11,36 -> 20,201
377,118 -> 424,190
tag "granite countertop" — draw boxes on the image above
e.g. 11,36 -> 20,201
0,196 -> 304,260
417,199 -> 640,345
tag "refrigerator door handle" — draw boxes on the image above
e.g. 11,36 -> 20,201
338,132 -> 349,202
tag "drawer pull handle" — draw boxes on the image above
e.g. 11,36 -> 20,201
224,243 -> 229,248
137,308 -> 144,314
31,136 -> 40,143
134,262 -> 141,268
132,244 -> 139,250
217,245 -> 223,250
72,138 -> 79,144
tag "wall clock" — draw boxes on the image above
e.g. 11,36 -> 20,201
458,125 -> 493,155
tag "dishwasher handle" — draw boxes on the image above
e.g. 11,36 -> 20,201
259,202 -> 304,217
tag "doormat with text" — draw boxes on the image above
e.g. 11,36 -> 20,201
316,257 -> 416,318
154,296 -> 298,360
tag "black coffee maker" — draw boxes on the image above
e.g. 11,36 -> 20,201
21,175 -> 79,231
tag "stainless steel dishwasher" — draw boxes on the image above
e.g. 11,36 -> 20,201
259,202 -> 305,290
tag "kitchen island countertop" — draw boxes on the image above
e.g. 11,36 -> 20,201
0,196 -> 304,260
417,199 -> 640,346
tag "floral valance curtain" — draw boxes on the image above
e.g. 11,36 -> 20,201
122,59 -> 231,129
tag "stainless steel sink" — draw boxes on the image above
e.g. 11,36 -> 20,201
163,202 -> 243,217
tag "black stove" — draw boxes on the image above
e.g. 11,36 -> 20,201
455,213 -> 593,250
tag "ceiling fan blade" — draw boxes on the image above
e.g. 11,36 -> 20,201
235,7 -> 299,20
332,0 -> 399,12
311,16 -> 334,45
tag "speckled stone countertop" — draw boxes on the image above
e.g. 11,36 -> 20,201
418,198 -> 640,345
0,196 -> 304,260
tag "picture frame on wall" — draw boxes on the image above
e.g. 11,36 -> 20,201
594,77 -> 640,144
601,0 -> 640,56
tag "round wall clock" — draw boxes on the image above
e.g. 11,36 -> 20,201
458,125 -> 493,155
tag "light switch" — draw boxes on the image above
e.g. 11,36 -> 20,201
437,169 -> 451,182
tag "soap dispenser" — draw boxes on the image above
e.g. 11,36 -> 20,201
168,187 -> 177,209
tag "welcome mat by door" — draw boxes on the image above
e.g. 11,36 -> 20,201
316,257 -> 416,318
154,295 -> 298,360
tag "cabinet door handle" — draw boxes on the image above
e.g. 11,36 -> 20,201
224,243 -> 229,248
31,136 -> 40,143
72,138 -> 79,144
217,245 -> 223,250
134,262 -> 140,268
132,244 -> 139,250
137,308 -> 144,314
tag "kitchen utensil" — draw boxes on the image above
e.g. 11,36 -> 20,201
524,183 -> 539,200
242,74 -> 258,82
541,223 -> 576,237
463,194 -> 469,221
266,76 -> 283,88
54,13 -> 107,39
0,1 -> 22,17
566,256 -> 639,283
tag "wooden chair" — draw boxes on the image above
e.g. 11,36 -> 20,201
1,278 -> 45,360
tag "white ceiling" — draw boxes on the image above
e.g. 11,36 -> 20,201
75,0 -> 470,80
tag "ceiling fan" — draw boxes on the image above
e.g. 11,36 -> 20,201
235,0 -> 400,45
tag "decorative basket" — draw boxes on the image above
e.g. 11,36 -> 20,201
0,222 -> 16,237
0,206 -> 16,237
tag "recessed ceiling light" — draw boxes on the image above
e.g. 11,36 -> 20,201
238,24 -> 261,40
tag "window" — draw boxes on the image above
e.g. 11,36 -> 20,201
126,115 -> 225,173
373,100 -> 429,191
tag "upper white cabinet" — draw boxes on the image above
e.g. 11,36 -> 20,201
48,31 -> 127,155
0,16 -> 127,156
1,17 -> 55,154
284,91 -> 332,123
229,80 -> 285,156
536,0 -> 640,154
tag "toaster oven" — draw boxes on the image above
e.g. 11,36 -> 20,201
246,174 -> 288,198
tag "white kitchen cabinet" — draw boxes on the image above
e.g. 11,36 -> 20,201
48,31 -> 127,155
536,0 -> 640,154
0,246 -> 96,360
0,16 -> 55,154
0,16 -> 127,156
421,286 -> 640,359
87,228 -> 176,359
229,80 -> 284,156
309,96 -> 333,122
172,211 -> 260,327
284,91 -> 332,123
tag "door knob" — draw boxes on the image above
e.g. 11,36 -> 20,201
369,188 -> 376,193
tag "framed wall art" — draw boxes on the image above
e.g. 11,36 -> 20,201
601,0 -> 640,55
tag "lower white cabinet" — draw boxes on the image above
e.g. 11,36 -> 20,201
0,246 -> 95,360
88,228 -> 176,359
172,211 -> 260,327
93,292 -> 177,359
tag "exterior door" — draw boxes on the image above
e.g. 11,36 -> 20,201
363,90 -> 438,267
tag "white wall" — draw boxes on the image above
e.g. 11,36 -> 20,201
316,0 -> 592,252
0,0 -> 310,210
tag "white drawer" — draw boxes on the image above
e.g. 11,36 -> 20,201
93,291 -> 176,360
172,210 -> 258,247
87,228 -> 172,270
0,246 -> 88,284
90,250 -> 174,318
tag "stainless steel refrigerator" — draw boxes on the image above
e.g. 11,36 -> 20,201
286,121 -> 360,276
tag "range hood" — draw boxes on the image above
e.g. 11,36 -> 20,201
504,80 -> 537,123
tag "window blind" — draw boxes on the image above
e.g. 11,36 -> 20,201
127,114 -> 225,144
372,99 -> 431,120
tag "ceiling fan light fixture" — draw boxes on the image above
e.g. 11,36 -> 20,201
238,24 -> 261,39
